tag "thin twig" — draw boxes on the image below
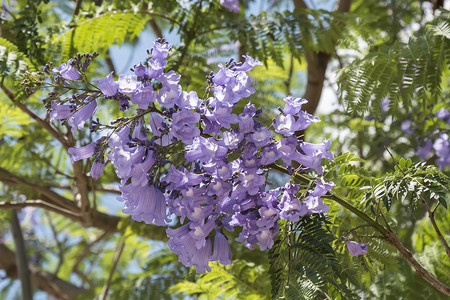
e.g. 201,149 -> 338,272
0,200 -> 81,218
45,212 -> 65,275
72,231 -> 108,273
99,236 -> 126,300
0,83 -> 69,148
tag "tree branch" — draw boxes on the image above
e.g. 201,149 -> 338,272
385,231 -> 450,296
293,0 -> 352,115
10,210 -> 33,300
0,83 -> 69,147
0,243 -> 88,300
271,162 -> 450,295
0,200 -> 81,219
418,194 -> 450,259
0,167 -> 167,240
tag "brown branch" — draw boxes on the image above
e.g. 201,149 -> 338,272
106,49 -> 116,74
99,236 -> 126,300
0,167 -> 77,212
142,2 -> 164,39
0,200 -> 81,219
0,83 -> 69,147
1,82 -> 92,224
0,168 -> 167,240
73,0 -> 83,17
419,194 -> 450,259
0,243 -> 88,300
385,231 -> 450,296
10,210 -> 33,300
293,0 -> 352,115
273,163 -> 450,295
149,19 -> 163,38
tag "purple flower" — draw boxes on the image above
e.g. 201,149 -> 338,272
68,141 -> 96,162
279,190 -> 308,222
90,157 -> 106,179
346,241 -> 368,256
149,112 -> 166,136
305,196 -> 329,214
67,98 -> 97,134
294,152 -> 324,174
152,40 -> 172,61
191,238 -> 212,273
260,144 -> 279,165
117,74 -> 138,94
300,140 -> 334,161
211,231 -> 232,265
148,59 -> 167,78
233,55 -> 263,72
170,109 -> 200,143
213,64 -> 235,85
52,59 -> 81,81
434,133 -> 450,169
416,139 -> 433,160
436,108 -> 449,120
256,228 -> 277,251
158,84 -> 182,108
177,91 -> 201,110
296,110 -> 320,131
212,103 -> 238,128
221,131 -> 242,149
130,84 -> 156,109
276,136 -> 298,164
238,172 -> 265,196
283,96 -> 308,115
220,0 -> 240,13
185,137 -> 227,162
247,127 -> 272,147
133,62 -> 147,77
401,120 -> 414,134
93,72 -> 118,96
274,114 -> 300,136
309,180 -> 335,197
189,218 -> 216,248
50,103 -> 73,122
122,184 -> 169,226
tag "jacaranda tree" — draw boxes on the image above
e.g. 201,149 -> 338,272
0,0 -> 449,299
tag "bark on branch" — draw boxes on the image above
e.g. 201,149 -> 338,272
0,167 -> 167,241
293,0 -> 352,115
0,244 -> 88,299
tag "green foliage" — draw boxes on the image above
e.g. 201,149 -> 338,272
169,259 -> 270,300
0,37 -> 34,79
324,152 -> 374,200
269,215 -> 356,300
363,160 -> 450,213
56,11 -> 151,61
339,10 -> 450,118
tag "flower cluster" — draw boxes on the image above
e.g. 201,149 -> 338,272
416,108 -> 450,170
40,39 -> 337,273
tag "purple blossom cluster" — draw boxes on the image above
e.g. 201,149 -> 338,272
44,39 -> 336,273
415,108 -> 450,170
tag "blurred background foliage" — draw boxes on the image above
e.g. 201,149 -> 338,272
0,0 -> 449,299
